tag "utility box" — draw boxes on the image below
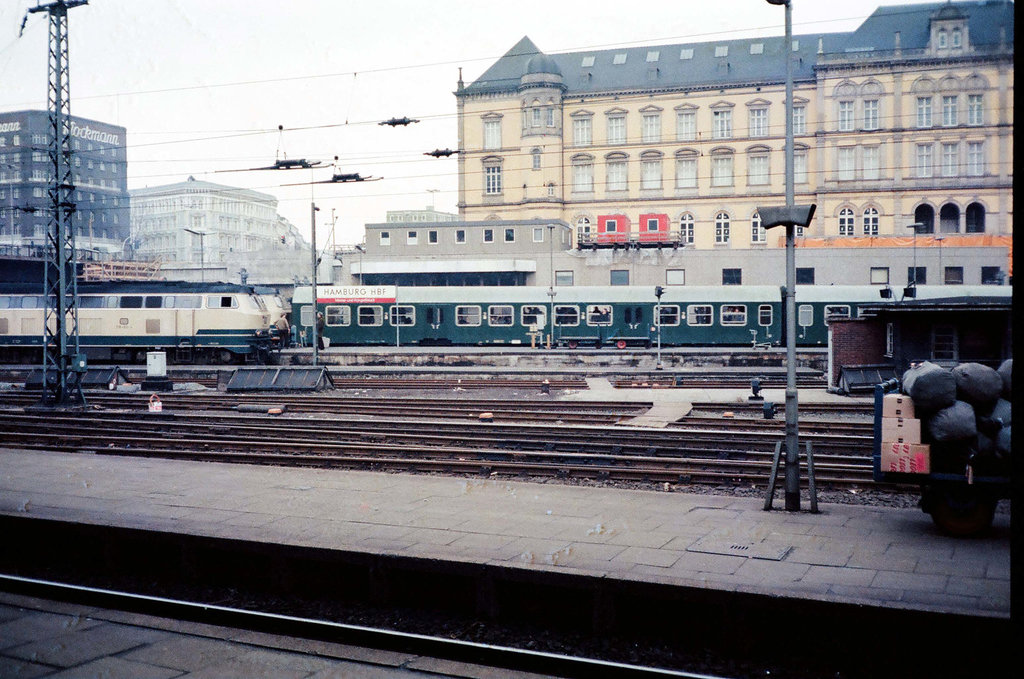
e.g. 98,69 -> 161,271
147,351 -> 167,378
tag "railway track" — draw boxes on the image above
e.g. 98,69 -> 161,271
0,405 -> 876,487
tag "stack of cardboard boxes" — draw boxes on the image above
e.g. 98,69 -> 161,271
880,394 -> 930,473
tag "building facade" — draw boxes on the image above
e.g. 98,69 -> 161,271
446,1 -> 1012,287
130,176 -> 308,284
0,110 -> 129,253
385,206 -> 460,223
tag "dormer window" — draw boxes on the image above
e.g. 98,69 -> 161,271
679,48 -> 694,60
613,53 -> 627,65
581,55 -> 595,67
750,43 -> 764,55
646,51 -> 660,62
715,45 -> 728,57
937,30 -> 947,48
951,29 -> 962,48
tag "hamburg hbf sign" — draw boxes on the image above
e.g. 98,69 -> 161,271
316,285 -> 397,303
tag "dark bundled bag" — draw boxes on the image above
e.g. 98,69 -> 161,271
926,400 -> 977,443
903,361 -> 956,414
952,363 -> 1003,408
996,426 -> 1011,458
997,359 -> 1012,399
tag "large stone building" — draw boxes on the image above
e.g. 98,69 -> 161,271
0,110 -> 129,254
130,177 -> 308,284
407,0 -> 1010,288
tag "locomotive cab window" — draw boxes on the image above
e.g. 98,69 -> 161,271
326,305 -> 351,326
119,296 -> 143,308
358,305 -> 384,327
824,305 -> 850,319
390,305 -> 415,326
687,304 -> 713,326
798,304 -> 813,327
521,305 -> 546,328
721,304 -> 747,326
758,305 -> 773,326
554,305 -> 580,326
586,305 -> 612,326
207,295 -> 237,309
657,304 -> 681,326
456,305 -> 482,326
488,305 -> 514,327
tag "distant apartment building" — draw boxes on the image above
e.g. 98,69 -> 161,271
385,206 -> 459,223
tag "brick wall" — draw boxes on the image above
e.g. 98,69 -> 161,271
828,318 -> 887,386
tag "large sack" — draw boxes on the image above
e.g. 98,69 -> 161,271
926,400 -> 977,443
988,398 -> 1011,427
996,425 -> 1011,458
997,359 -> 1012,399
952,363 -> 1003,407
903,361 -> 956,414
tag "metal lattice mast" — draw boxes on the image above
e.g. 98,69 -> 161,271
30,0 -> 88,407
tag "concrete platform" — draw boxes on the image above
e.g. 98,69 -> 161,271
0,448 -> 1009,619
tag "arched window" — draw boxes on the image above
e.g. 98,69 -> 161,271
750,212 -> 765,243
965,203 -> 985,233
862,207 -> 879,236
939,203 -> 960,233
839,207 -> 855,236
679,213 -> 695,245
715,212 -> 730,244
575,215 -> 592,237
914,204 -> 935,234
531,148 -> 542,170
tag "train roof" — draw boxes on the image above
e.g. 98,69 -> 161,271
0,280 -> 259,295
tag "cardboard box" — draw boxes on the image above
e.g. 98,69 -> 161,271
882,394 -> 915,419
881,441 -> 930,474
881,417 -> 921,444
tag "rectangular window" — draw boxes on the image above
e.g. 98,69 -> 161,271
547,108 -> 555,127
838,101 -> 854,131
407,230 -> 418,245
607,161 -> 627,191
916,144 -> 933,178
533,226 -> 544,243
837,147 -> 855,180
870,267 -> 890,284
967,94 -> 983,125
205,295 -> 237,309
796,267 -> 815,284
792,105 -> 806,135
455,305 -> 482,326
798,305 -> 813,327
932,325 -> 958,362
824,305 -> 851,319
941,142 -> 959,177
389,305 -> 415,327
981,266 -> 1003,285
554,270 -> 574,286
794,151 -> 807,183
609,270 -> 629,286
942,95 -> 958,126
916,97 -> 932,127
483,229 -> 494,243
483,120 -> 501,149
674,157 -> 696,189
488,305 -> 514,327
749,108 -> 767,137
573,162 -> 594,192
863,99 -> 879,130
687,304 -> 713,326
885,322 -> 894,357
720,304 -> 746,325
676,111 -> 696,141
758,305 -> 773,326
711,156 -> 733,186
908,266 -> 926,285
607,116 -> 626,144
326,305 -> 351,326
748,154 -> 769,185
484,165 -> 502,194
357,306 -> 384,327
521,305 -> 546,328
642,113 -> 661,143
640,159 -> 661,189
657,305 -> 681,326
573,117 -> 592,145
587,304 -> 613,325
504,228 -> 515,243
455,229 -> 466,243
967,142 -> 984,176
944,266 -> 964,285
554,305 -> 580,326
862,146 -> 880,180
722,268 -> 742,285
666,269 -> 685,285
712,110 -> 732,139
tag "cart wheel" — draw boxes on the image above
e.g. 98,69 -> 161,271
616,339 -> 628,350
928,486 -> 997,537
567,340 -> 579,350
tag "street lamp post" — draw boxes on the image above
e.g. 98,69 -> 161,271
183,228 -> 206,282
906,223 -> 924,294
310,203 -> 320,366
935,235 -> 944,284
547,223 -> 555,349
354,244 -> 365,284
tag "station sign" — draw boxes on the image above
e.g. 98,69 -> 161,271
317,285 -> 396,303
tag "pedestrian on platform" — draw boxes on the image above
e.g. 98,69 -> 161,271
275,315 -> 290,349
316,312 -> 325,350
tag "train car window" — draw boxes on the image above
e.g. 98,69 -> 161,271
657,305 -> 681,326
0,297 -> 9,309
119,296 -> 143,308
586,305 -> 613,326
721,305 -> 747,326
758,305 -> 773,326
79,296 -> 105,308
390,305 -> 415,326
173,296 -> 202,308
634,306 -> 643,323
455,305 -> 481,326
521,305 -> 545,328
207,295 -> 238,309
426,307 -> 445,325
144,296 -> 162,309
488,305 -> 514,327
824,305 -> 850,319
326,305 -> 351,326
19,296 -> 36,309
624,307 -> 633,324
554,305 -> 580,326
798,304 -> 813,327
358,306 -> 384,327
103,295 -> 117,308
300,305 -> 314,327
687,304 -> 712,326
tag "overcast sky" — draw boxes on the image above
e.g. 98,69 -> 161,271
1,0 -> 941,246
